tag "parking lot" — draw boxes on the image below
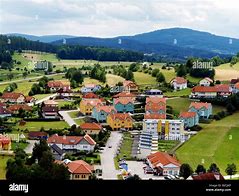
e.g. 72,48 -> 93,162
126,161 -> 165,180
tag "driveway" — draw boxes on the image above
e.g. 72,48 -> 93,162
100,131 -> 123,179
24,140 -> 38,154
58,110 -> 79,126
126,161 -> 164,180
33,93 -> 58,105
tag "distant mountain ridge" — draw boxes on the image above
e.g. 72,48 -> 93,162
5,28 -> 239,61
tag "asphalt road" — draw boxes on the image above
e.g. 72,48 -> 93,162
59,110 -> 79,126
100,131 -> 123,179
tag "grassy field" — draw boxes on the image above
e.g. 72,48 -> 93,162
106,74 -> 125,86
11,141 -> 28,151
74,118 -> 85,125
118,132 -> 133,160
164,88 -> 191,97
68,111 -> 79,118
34,93 -> 53,100
134,72 -> 157,86
55,99 -> 74,107
14,121 -> 69,131
158,140 -> 180,152
215,62 -> 239,81
176,112 -> 239,175
160,68 -> 176,83
83,77 -> 103,86
0,156 -> 12,179
186,75 -> 202,83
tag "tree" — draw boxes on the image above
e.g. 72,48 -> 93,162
151,69 -> 159,77
31,140 -> 50,163
195,164 -> 206,174
22,71 -> 28,79
179,163 -> 193,179
208,163 -> 220,173
7,73 -> 14,81
225,163 -> 237,179
177,64 -> 187,77
126,70 -> 134,81
156,72 -> 165,83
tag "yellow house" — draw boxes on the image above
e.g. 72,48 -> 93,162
107,113 -> 133,131
79,99 -> 102,115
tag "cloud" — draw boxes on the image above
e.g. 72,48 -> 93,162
0,0 -> 238,38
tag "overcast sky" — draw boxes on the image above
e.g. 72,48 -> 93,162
0,0 -> 239,38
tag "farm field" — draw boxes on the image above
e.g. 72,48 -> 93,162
176,112 -> 239,175
215,62 -> 239,81
134,72 -> 157,86
14,120 -> 69,131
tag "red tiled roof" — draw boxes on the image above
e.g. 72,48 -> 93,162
215,84 -> 231,93
2,92 -> 25,100
114,97 -> 133,105
146,97 -> 166,104
144,113 -> 166,119
80,123 -> 102,130
66,160 -> 94,174
0,106 -> 11,115
81,99 -> 102,107
171,77 -> 187,84
28,131 -> 47,138
0,134 -> 11,144
235,82 -> 239,89
145,97 -> 166,112
25,96 -> 35,102
108,113 -> 132,121
147,151 -> 181,167
82,92 -> 99,99
192,85 -> 231,93
94,105 -> 116,113
8,104 -> 32,112
47,134 -> 96,145
112,92 -> 136,98
189,102 -> 211,110
123,80 -> 137,87
192,172 -> 224,180
179,111 -> 197,118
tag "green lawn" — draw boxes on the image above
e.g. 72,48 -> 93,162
158,140 -> 180,152
55,99 -> 74,107
0,155 -> 13,179
134,72 -> 157,86
176,112 -> 239,175
186,75 -> 202,83
164,88 -> 191,97
34,93 -> 53,100
14,121 -> 69,131
160,68 -> 176,83
117,132 -> 133,160
68,111 -> 80,118
167,98 -> 192,115
106,74 -> 125,86
74,118 -> 85,126
13,53 -> 31,68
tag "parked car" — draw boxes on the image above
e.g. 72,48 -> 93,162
144,167 -> 154,174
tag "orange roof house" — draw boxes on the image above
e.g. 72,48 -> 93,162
170,77 -> 187,90
80,123 -> 102,135
1,92 -> 25,103
47,134 -> 96,152
0,134 -> 11,150
8,104 -> 32,113
145,97 -> 166,115
123,80 -> 138,93
79,99 -> 103,115
92,105 -> 116,122
189,102 -> 212,118
47,81 -> 71,92
107,113 -> 133,131
147,151 -> 181,176
82,92 -> 99,99
113,97 -> 134,113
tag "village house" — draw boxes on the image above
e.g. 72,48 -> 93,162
47,81 -> 71,92
199,77 -> 214,86
82,92 -> 99,100
92,105 -> 116,122
25,96 -> 36,103
187,172 -> 225,180
123,80 -> 138,93
145,89 -> 163,97
0,134 -> 11,150
43,99 -> 58,107
1,92 -> 25,104
50,144 -> 65,160
107,113 -> 133,131
179,111 -> 199,128
80,99 -> 102,115
170,77 -> 187,90
57,88 -> 73,99
80,123 -> 102,135
112,92 -> 136,101
42,106 -> 59,119
47,134 -> 96,153
0,106 -> 12,118
113,97 -> 134,113
233,82 -> 239,94
146,151 -> 181,176
81,84 -> 101,93
145,97 -> 166,117
28,131 -> 48,140
8,104 -> 32,114
62,160 -> 95,180
189,102 -> 212,119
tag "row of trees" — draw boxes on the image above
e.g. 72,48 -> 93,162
89,64 -> 106,83
179,163 -> 237,179
28,76 -> 51,96
6,140 -> 69,180
151,68 -> 166,83
113,65 -> 134,81
65,68 -> 84,88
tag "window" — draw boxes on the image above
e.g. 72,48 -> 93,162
75,175 -> 80,178
83,145 -> 88,149
82,175 -> 86,178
